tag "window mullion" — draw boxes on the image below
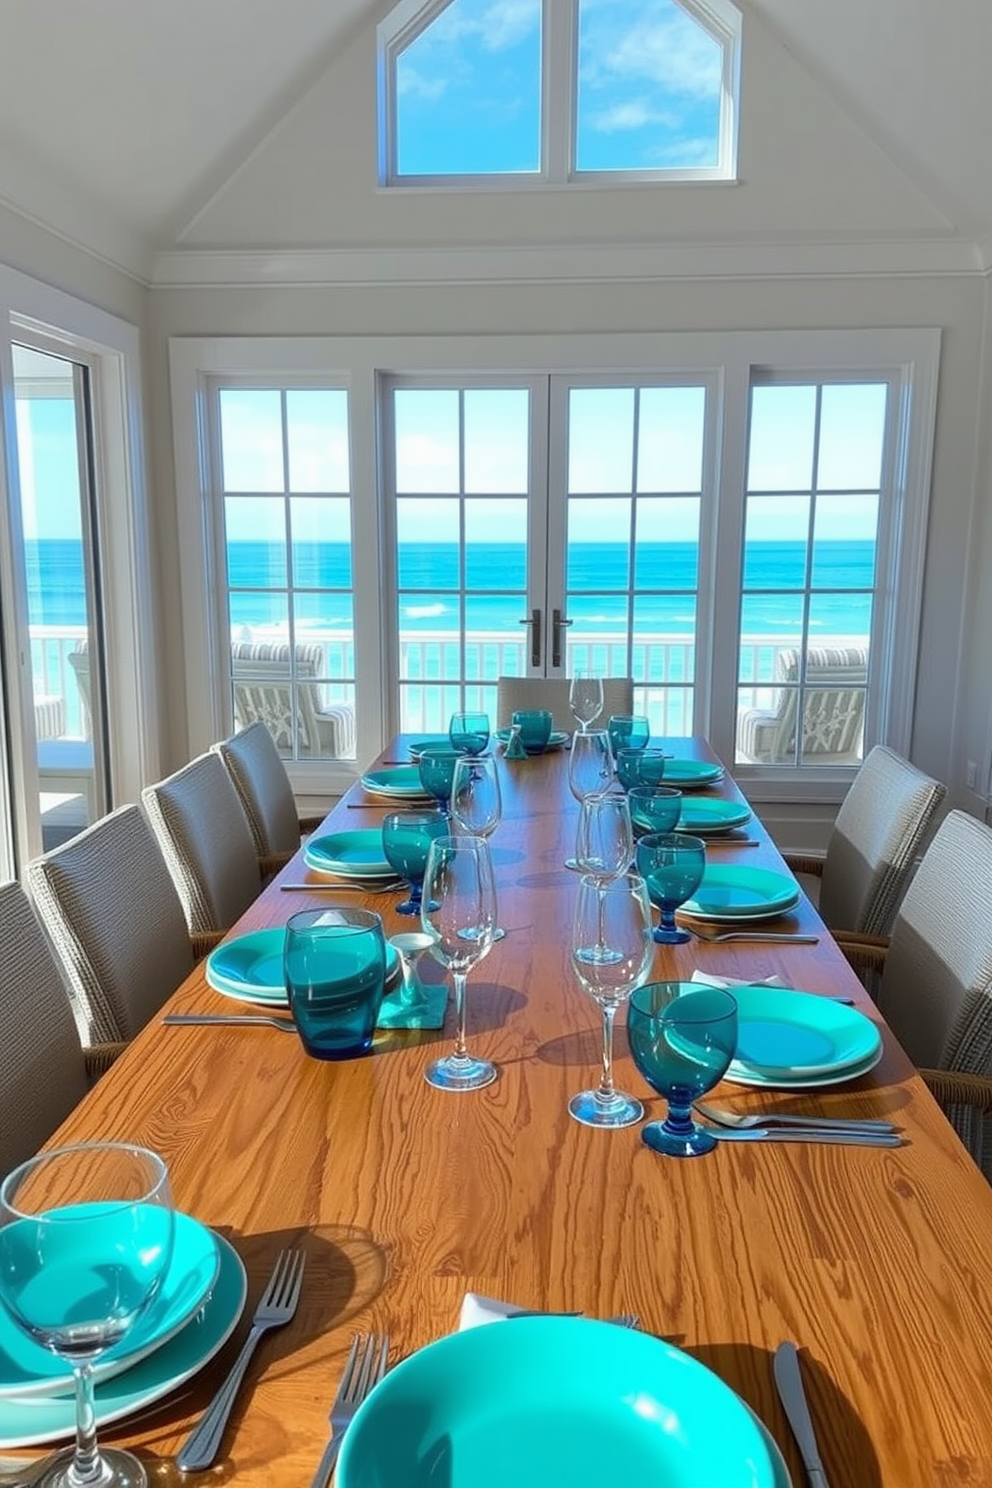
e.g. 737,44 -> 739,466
542,0 -> 573,182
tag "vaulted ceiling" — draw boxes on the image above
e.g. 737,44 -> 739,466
0,0 -> 989,282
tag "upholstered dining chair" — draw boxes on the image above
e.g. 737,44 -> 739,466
212,721 -> 323,875
784,745 -> 946,937
840,809 -> 992,1184
142,751 -> 262,937
24,805 -> 198,1047
495,676 -> 635,734
0,880 -> 125,1175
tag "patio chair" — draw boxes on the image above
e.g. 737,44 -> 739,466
0,880 -> 126,1174
142,751 -> 262,936
24,805 -> 200,1046
213,720 -> 324,874
736,645 -> 868,765
838,809 -> 992,1184
784,745 -> 946,936
496,676 -> 634,733
230,640 -> 356,759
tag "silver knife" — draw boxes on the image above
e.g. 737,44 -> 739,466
706,1127 -> 902,1147
773,1342 -> 832,1488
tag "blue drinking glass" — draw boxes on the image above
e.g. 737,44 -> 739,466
615,746 -> 668,792
284,907 -> 387,1059
449,711 -> 490,756
635,831 -> 706,943
417,746 -> 461,814
607,714 -> 650,754
511,709 -> 553,754
628,982 -> 738,1157
628,785 -> 683,836
382,809 -> 449,915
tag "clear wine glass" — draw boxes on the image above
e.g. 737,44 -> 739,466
574,793 -> 636,963
635,831 -> 707,944
421,834 -> 499,1092
569,872 -> 654,1128
0,1142 -> 175,1488
565,729 -> 615,870
627,982 -> 739,1157
451,753 -> 505,941
569,672 -> 604,733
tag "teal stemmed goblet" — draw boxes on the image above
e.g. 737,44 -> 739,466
449,711 -> 490,756
615,746 -> 668,792
628,982 -> 738,1157
607,714 -> 650,755
0,1142 -> 175,1488
628,785 -> 682,837
417,746 -> 461,815
382,809 -> 449,915
635,831 -> 706,944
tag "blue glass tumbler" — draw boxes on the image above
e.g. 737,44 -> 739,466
284,907 -> 387,1059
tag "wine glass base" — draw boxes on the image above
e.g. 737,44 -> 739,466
642,1119 -> 717,1157
574,944 -> 625,966
36,1446 -> 149,1488
568,1089 -> 644,1128
456,926 -> 506,942
393,898 -> 421,916
651,926 -> 692,944
563,857 -> 580,870
425,1054 -> 498,1091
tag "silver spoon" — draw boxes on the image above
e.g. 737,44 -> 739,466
694,1101 -> 897,1134
163,1013 -> 295,1032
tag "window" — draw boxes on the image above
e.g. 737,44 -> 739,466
378,0 -> 741,185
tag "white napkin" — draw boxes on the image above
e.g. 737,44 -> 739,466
458,1292 -> 538,1331
690,970 -> 784,991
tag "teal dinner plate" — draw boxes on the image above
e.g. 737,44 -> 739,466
495,728 -> 570,752
724,1043 -> 884,1090
728,986 -> 882,1081
682,865 -> 800,921
658,758 -> 724,788
675,797 -> 752,834
360,766 -> 432,799
207,928 -> 400,1007
407,735 -> 454,758
0,1212 -> 221,1401
0,1232 -> 246,1447
337,1316 -> 779,1488
303,830 -> 393,878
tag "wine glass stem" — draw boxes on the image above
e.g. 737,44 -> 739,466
452,971 -> 470,1060
73,1362 -> 101,1482
665,1097 -> 694,1134
597,884 -> 607,951
598,1001 -> 618,1101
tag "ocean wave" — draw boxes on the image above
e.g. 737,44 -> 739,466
405,603 -> 448,619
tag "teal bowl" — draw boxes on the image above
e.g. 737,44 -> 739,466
336,1316 -> 778,1488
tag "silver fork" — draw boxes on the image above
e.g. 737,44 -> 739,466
310,1332 -> 389,1488
691,930 -> 820,944
164,1013 -> 296,1032
176,1248 -> 306,1471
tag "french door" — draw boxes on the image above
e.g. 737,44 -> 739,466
382,372 -> 714,736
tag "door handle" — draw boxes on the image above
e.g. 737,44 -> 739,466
519,608 -> 542,667
552,608 -> 573,669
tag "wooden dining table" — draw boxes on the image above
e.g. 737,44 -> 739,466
36,736 -> 992,1486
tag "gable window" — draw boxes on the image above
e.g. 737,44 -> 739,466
378,0 -> 741,186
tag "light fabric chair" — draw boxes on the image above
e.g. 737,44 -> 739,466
24,805 -> 197,1047
495,676 -> 635,733
142,751 -> 262,936
230,641 -> 356,760
784,745 -> 946,936
213,721 -> 324,873
736,645 -> 868,766
839,810 -> 992,1184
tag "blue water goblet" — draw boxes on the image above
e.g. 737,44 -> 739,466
382,808 -> 449,915
628,982 -> 739,1157
417,746 -> 461,814
607,714 -> 650,755
0,1142 -> 175,1488
635,831 -> 706,943
449,711 -> 490,756
628,785 -> 683,837
616,746 -> 668,792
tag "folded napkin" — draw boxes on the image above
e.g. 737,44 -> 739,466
691,971 -> 784,991
458,1292 -> 558,1330
375,974 -> 448,1030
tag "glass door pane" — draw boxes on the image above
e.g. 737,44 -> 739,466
12,344 -> 107,851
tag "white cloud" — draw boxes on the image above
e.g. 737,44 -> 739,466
581,1 -> 723,100
432,0 -> 540,55
397,64 -> 448,101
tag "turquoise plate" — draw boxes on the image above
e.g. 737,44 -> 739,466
676,797 -> 752,834
304,830 -> 392,878
0,1232 -> 246,1447
206,928 -> 400,1007
495,728 -> 570,752
0,1212 -> 220,1401
360,766 -> 432,799
337,1316 -> 779,1488
729,986 -> 882,1080
725,1044 -> 884,1090
407,735 -> 454,758
682,865 -> 800,921
658,758 -> 724,788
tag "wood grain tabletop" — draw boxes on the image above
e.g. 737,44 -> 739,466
39,737 -> 992,1486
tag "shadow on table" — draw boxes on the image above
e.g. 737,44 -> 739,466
535,1028 -> 604,1069
374,979 -> 528,1055
688,1340 -> 882,1488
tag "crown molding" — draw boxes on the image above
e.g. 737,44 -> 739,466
0,162 -> 152,287
151,234 -> 984,288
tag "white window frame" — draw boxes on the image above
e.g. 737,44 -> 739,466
377,0 -> 741,189
170,329 -> 938,807
0,267 -> 155,874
